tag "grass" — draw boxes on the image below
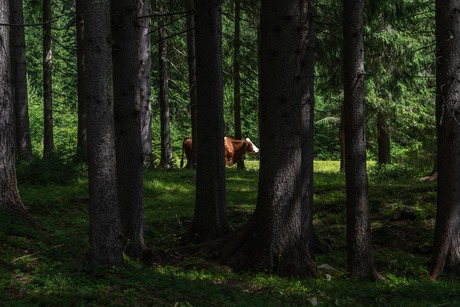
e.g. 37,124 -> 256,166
1,160 -> 458,306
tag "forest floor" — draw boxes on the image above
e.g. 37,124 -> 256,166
1,160 -> 459,306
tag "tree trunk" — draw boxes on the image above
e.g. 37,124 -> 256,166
221,0 -> 316,277
0,0 -> 29,219
188,0 -> 231,242
43,0 -> 54,156
138,0 -> 153,167
85,0 -> 123,266
233,0 -> 244,169
158,16 -> 173,169
377,112 -> 391,164
339,104 -> 345,172
10,0 -> 33,160
343,0 -> 381,280
111,0 -> 146,259
76,0 -> 87,162
430,0 -> 460,280
185,0 -> 197,169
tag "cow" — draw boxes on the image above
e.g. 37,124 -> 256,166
180,137 -> 259,168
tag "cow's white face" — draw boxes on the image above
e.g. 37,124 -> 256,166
246,138 -> 259,153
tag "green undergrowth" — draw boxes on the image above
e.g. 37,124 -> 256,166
1,160 -> 458,306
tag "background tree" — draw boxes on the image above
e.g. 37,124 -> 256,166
0,0 -> 29,219
222,0 -> 316,277
85,0 -> 123,265
187,0 -> 231,242
138,0 -> 153,167
10,0 -> 33,160
233,0 -> 243,169
76,0 -> 86,161
430,0 -> 460,280
185,0 -> 197,169
111,0 -> 146,259
158,14 -> 173,169
43,0 -> 54,156
343,0 -> 381,280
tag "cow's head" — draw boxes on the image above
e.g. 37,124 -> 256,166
244,138 -> 259,154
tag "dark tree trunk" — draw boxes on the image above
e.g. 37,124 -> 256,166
188,0 -> 231,242
138,0 -> 153,167
158,16 -> 173,169
111,0 -> 146,259
343,0 -> 381,280
233,0 -> 244,169
76,0 -> 87,162
10,0 -> 33,160
339,104 -> 345,172
43,0 -> 54,156
85,0 -> 123,266
430,0 -> 460,280
377,112 -> 391,164
0,0 -> 29,219
221,0 -> 316,277
185,0 -> 197,169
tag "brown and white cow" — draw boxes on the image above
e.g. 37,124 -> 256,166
180,137 -> 259,168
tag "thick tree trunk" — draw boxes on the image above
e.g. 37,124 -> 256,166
85,0 -> 123,266
185,0 -> 197,169
188,0 -> 231,242
377,112 -> 391,164
43,0 -> 54,156
138,0 -> 153,167
158,16 -> 173,169
343,0 -> 381,280
76,0 -> 87,162
111,0 -> 146,259
430,0 -> 460,280
10,0 -> 33,160
221,0 -> 316,277
0,0 -> 29,219
233,0 -> 244,169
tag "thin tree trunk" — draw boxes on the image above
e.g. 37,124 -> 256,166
112,0 -> 146,259
377,112 -> 391,164
185,0 -> 197,169
339,104 -> 345,172
343,0 -> 381,280
158,16 -> 173,169
76,0 -> 87,161
10,0 -> 33,160
430,0 -> 460,280
233,0 -> 244,169
188,0 -> 231,242
43,0 -> 54,156
0,0 -> 29,219
138,0 -> 153,167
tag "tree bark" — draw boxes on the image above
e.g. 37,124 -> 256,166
340,104 -> 345,172
85,0 -> 123,266
138,0 -> 153,167
377,112 -> 391,164
112,0 -> 146,259
43,0 -> 54,156
343,0 -> 381,280
10,0 -> 33,160
233,0 -> 244,169
158,15 -> 173,169
188,0 -> 231,242
0,0 -> 29,219
185,0 -> 197,169
76,0 -> 87,162
221,0 -> 316,277
430,0 -> 460,280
